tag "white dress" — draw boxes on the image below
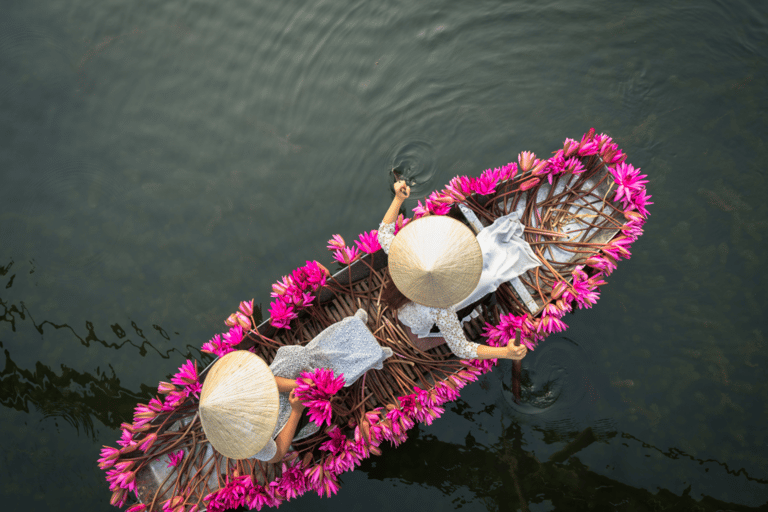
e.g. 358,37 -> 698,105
378,212 -> 540,359
252,309 -> 393,461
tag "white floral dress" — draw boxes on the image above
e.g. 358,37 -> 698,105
252,309 -> 393,461
378,221 -> 480,359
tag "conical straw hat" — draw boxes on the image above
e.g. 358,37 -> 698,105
199,351 -> 279,460
389,215 -> 482,308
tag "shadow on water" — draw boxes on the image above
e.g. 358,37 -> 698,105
0,258 -> 207,359
0,258 -> 216,438
363,416 -> 766,512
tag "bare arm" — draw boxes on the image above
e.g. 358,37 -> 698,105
382,181 -> 410,224
267,389 -> 304,463
274,376 -> 298,393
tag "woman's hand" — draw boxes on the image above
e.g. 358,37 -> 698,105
394,180 -> 410,201
505,342 -> 527,361
288,389 -> 305,412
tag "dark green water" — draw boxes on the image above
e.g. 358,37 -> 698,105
1,0 -> 767,510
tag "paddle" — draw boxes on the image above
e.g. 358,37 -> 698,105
511,328 -> 522,403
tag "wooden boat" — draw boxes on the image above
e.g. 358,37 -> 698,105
100,129 -> 649,512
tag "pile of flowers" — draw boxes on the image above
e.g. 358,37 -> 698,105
98,359 -> 202,509
102,129 -> 649,511
294,368 -> 345,427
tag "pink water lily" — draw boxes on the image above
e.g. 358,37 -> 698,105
332,245 -> 360,265
412,200 -> 430,219
269,299 -> 297,329
446,175 -> 473,200
393,213 -> 410,234
278,458 -> 308,500
139,433 -> 157,452
520,177 -> 540,191
563,137 -> 579,157
500,162 -> 518,181
355,230 -> 381,254
302,260 -> 328,290
630,188 -> 653,218
222,325 -> 244,347
610,163 -> 648,208
167,450 -> 184,468
326,234 -> 345,250
270,276 -> 293,297
201,333 -> 233,357
518,151 -> 536,172
239,299 -> 254,316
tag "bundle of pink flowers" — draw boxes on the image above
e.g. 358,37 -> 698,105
294,368 -> 345,427
99,359 -> 202,509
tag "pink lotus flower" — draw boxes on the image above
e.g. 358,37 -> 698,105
434,381 -> 460,404
163,390 -> 187,410
398,394 -> 419,419
116,428 -> 134,448
520,177 -> 540,191
577,128 -> 599,156
172,359 -> 198,387
97,446 -> 120,469
498,162 -> 517,181
222,325 -> 244,347
302,260 -> 328,290
319,426 -> 347,455
269,299 -> 297,329
332,245 -> 360,265
306,465 -> 340,498
630,189 -> 653,218
426,198 -> 452,216
110,488 -> 127,507
355,230 -> 382,254
278,458 -> 308,500
621,217 -> 645,238
284,288 -> 315,308
157,381 -> 176,395
474,167 -> 501,195
234,311 -> 251,330
224,313 -> 239,328
295,368 -> 345,426
412,200 -> 430,219
239,299 -> 254,316
393,214 -> 410,235
518,151 -> 536,172
148,397 -> 163,412
201,334 -> 233,357
602,236 -> 632,261
610,163 -> 648,208
446,175 -> 473,200
563,137 -> 579,157
565,157 -> 586,174
585,254 -> 617,275
326,234 -> 346,250
139,433 -> 157,452
167,450 -> 184,468
270,276 -> 293,297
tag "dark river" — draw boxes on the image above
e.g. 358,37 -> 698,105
1,0 -> 766,510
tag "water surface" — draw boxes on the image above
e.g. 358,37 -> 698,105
1,0 -> 767,510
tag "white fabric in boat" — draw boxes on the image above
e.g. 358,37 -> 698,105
252,309 -> 392,461
452,211 -> 541,311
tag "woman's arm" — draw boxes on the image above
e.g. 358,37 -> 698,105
382,181 -> 410,224
435,309 -> 527,360
274,376 -> 298,393
267,389 -> 304,463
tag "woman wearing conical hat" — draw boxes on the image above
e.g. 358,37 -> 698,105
200,308 -> 392,463
377,180 -> 540,360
